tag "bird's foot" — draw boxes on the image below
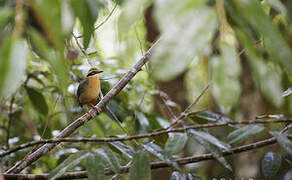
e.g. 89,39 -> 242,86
87,104 -> 102,118
90,104 -> 102,113
87,111 -> 95,118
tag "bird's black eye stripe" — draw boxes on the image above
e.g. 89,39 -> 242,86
87,72 -> 96,77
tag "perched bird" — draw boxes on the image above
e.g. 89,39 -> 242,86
77,67 -> 103,115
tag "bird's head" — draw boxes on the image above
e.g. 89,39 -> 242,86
86,67 -> 103,77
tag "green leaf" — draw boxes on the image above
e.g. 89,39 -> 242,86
97,149 -> 120,173
164,133 -> 188,156
86,154 -> 107,180
27,29 -> 69,95
285,158 -> 292,166
27,28 -> 51,59
266,0 -> 287,17
48,52 -> 70,95
187,173 -> 201,180
61,1 -> 75,35
25,87 -> 49,116
261,152 -> 282,178
188,111 -> 231,124
231,0 -> 292,76
0,8 -> 13,30
142,142 -> 164,160
118,0 -> 150,35
70,0 -> 101,49
143,142 -> 180,170
31,0 -> 64,51
270,131 -> 292,156
236,30 -> 283,107
210,42 -> 241,112
189,130 -> 230,150
129,151 -> 151,180
135,111 -> 150,133
109,141 -> 134,159
282,88 -> 292,97
49,151 -> 89,180
147,116 -> 169,145
0,36 -> 28,98
170,171 -> 186,180
227,125 -> 264,144
150,4 -> 217,81
189,129 -> 232,171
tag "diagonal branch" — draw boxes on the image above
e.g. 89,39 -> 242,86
5,39 -> 160,174
2,134 -> 292,179
1,118 -> 291,158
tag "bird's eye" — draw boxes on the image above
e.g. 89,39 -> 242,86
87,72 -> 96,77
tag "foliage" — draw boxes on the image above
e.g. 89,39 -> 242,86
0,0 -> 292,179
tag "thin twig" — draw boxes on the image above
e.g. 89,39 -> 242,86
5,39 -> 160,174
100,90 -> 129,136
6,95 -> 15,149
72,33 -> 94,67
2,134 -> 292,179
100,76 -> 121,81
1,118 -> 291,158
135,27 -> 144,55
13,0 -> 24,37
76,4 -> 118,38
165,83 -> 210,130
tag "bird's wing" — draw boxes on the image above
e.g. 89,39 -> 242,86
77,78 -> 89,104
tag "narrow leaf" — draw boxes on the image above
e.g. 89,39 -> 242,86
187,173 -> 201,180
143,142 -> 180,170
49,151 -> 89,180
231,0 -> 292,75
0,8 -> 13,30
227,125 -> 264,144
118,0 -> 150,35
27,29 -> 69,95
189,129 -> 232,171
266,0 -> 287,16
129,152 -> 151,180
0,37 -> 28,98
164,133 -> 188,156
210,42 -> 241,112
270,131 -> 292,156
189,130 -> 230,150
188,111 -> 231,124
282,88 -> 292,97
25,87 -> 49,116
151,5 -> 217,81
97,149 -> 120,173
31,0 -> 64,51
109,141 -> 134,159
70,0 -> 100,49
142,142 -> 164,160
86,154 -> 107,180
261,152 -> 282,178
170,171 -> 186,180
143,142 -> 180,169
236,30 -> 283,107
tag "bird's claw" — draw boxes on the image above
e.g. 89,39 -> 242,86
92,106 -> 102,113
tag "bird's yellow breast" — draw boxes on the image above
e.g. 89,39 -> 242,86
78,76 -> 100,105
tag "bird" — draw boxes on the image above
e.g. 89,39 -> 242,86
77,67 -> 103,116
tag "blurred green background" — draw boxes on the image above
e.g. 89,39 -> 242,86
0,0 -> 292,179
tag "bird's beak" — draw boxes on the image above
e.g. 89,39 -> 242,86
97,70 -> 103,74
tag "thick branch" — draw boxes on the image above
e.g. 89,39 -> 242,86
1,119 -> 291,158
5,39 -> 160,174
3,134 -> 292,180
